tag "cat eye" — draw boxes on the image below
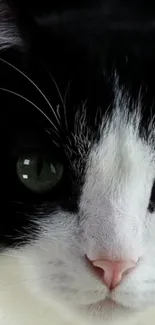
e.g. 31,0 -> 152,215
16,152 -> 63,193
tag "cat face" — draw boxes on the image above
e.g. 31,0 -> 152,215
10,100 -> 155,313
6,94 -> 155,323
2,0 -> 155,323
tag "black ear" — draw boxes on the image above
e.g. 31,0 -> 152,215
0,0 -> 23,49
0,0 -> 57,51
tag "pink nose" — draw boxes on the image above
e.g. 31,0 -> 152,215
91,259 -> 137,289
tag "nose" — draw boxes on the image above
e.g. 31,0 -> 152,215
90,259 -> 137,290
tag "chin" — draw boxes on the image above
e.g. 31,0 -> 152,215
85,305 -> 134,325
79,299 -> 140,324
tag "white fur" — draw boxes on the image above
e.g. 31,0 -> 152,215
2,90 -> 155,324
0,254 -> 155,325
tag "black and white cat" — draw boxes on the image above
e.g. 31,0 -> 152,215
1,1 -> 155,324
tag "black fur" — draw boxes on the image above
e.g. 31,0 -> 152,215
1,0 -> 155,247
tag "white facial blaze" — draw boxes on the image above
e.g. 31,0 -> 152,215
80,104 -> 155,261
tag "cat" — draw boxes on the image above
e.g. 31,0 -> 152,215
1,0 -> 155,324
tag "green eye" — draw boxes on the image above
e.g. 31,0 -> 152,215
16,153 -> 63,193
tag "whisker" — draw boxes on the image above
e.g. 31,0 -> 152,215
48,71 -> 64,107
63,80 -> 71,130
64,80 -> 71,107
0,87 -> 60,135
48,71 -> 68,130
45,128 -> 61,142
56,104 -> 61,120
0,253 -> 28,259
1,251 -> 32,258
0,57 -> 60,127
12,201 -> 23,205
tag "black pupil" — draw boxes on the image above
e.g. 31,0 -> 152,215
36,156 -> 44,177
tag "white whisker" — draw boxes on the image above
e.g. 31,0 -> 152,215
0,87 -> 60,135
0,253 -> 27,259
48,71 -> 68,130
63,80 -> 71,130
48,72 -> 64,106
0,57 -> 60,127
56,104 -> 61,120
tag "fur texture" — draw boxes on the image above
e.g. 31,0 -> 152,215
1,1 -> 155,324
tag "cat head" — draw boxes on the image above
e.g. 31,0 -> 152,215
1,0 -> 155,323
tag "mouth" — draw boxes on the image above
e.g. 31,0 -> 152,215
82,298 -> 124,310
100,298 -> 121,307
97,298 -> 133,312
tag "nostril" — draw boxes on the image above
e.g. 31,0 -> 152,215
86,255 -> 104,278
87,256 -> 139,290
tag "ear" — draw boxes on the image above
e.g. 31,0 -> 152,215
0,0 -> 22,50
0,0 -> 53,51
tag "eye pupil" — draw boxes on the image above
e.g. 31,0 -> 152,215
36,156 -> 43,177
16,153 -> 63,193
